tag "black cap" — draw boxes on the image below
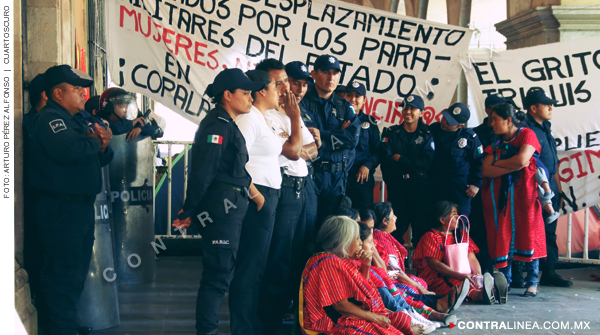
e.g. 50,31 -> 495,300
28,74 -> 45,98
335,85 -> 346,94
85,95 -> 101,114
205,68 -> 265,97
345,81 -> 366,96
484,93 -> 507,108
285,61 -> 314,83
524,89 -> 558,108
313,54 -> 340,72
442,102 -> 471,126
402,94 -> 424,111
43,65 -> 93,92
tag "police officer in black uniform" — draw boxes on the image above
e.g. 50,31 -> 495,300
470,93 -> 506,274
429,102 -> 483,217
23,73 -> 47,298
172,69 -> 265,335
522,89 -> 572,288
29,65 -> 113,335
380,94 -> 435,246
344,81 -> 381,210
299,54 -> 360,226
287,61 -> 321,239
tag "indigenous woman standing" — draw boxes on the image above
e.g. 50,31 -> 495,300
229,70 -> 286,334
481,103 -> 546,297
172,69 -> 265,335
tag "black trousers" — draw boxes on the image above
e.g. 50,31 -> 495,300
304,177 -> 318,241
258,184 -> 307,333
431,177 -> 473,217
540,177 -> 560,273
35,194 -> 95,335
469,191 -> 494,275
229,185 -> 279,335
387,176 -> 433,246
314,170 -> 346,229
195,187 -> 249,333
346,167 -> 375,210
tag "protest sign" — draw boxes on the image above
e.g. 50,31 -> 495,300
106,0 -> 472,129
464,37 -> 600,214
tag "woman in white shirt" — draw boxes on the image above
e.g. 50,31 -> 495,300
229,69 -> 299,335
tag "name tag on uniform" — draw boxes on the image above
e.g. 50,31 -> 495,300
49,119 -> 67,133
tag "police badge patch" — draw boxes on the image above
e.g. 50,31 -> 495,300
362,122 -> 370,129
415,136 -> 424,144
453,107 -> 461,115
352,82 -> 360,88
49,119 -> 67,133
407,96 -> 414,102
458,138 -> 467,148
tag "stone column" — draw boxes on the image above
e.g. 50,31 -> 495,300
496,0 -> 600,50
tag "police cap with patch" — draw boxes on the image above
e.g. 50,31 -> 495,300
314,54 -> 341,72
285,61 -> 314,83
484,93 -> 507,108
524,88 -> 558,108
205,68 -> 265,97
402,94 -> 424,111
442,102 -> 470,126
345,81 -> 366,96
43,64 -> 93,92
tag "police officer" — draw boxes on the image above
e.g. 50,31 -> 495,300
522,89 -> 572,288
172,68 -> 265,335
380,94 -> 435,246
23,73 -> 47,298
252,60 -> 319,334
429,102 -> 483,217
474,93 -> 507,148
287,61 -> 321,240
344,81 -> 381,210
29,65 -> 113,335
300,54 -> 360,226
471,93 -> 507,275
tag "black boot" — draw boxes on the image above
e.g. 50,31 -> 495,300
510,261 -> 525,288
540,270 -> 573,287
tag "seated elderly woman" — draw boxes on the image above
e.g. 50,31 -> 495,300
370,202 -> 463,313
300,216 -> 415,335
413,201 -> 508,307
356,223 -> 458,334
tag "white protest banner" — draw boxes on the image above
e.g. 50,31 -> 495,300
106,0 -> 472,129
463,37 -> 600,215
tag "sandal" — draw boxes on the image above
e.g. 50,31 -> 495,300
523,288 -> 538,297
449,279 -> 470,312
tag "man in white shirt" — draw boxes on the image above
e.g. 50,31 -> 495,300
255,59 -> 319,335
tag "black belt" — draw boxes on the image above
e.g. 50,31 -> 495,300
255,184 -> 281,197
209,182 -> 247,196
314,161 -> 345,173
281,174 -> 307,189
38,190 -> 95,203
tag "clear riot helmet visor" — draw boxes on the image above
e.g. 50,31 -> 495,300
109,94 -> 138,120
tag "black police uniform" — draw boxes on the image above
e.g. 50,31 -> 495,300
29,99 -> 114,334
346,111 -> 381,210
380,120 -> 435,245
299,105 -> 319,238
429,123 -> 483,217
178,106 -> 251,333
523,113 -> 560,275
470,117 -> 496,274
299,88 -> 360,225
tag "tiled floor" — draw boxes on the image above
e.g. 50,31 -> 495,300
94,256 -> 600,335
